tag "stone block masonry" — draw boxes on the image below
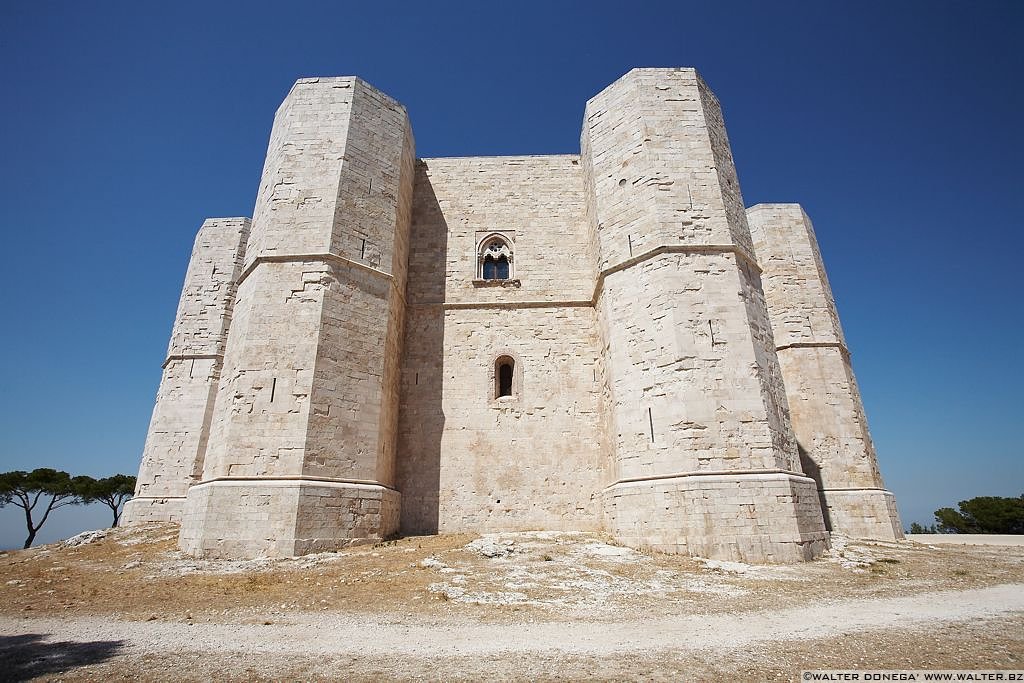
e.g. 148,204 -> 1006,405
178,77 -> 414,558
397,156 -> 605,536
583,68 -> 828,559
122,217 -> 250,525
130,68 -> 902,562
747,204 -> 903,540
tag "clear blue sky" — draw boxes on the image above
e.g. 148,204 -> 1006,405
1,1 -> 1021,549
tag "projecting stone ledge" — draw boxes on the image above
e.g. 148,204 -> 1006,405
179,479 -> 400,559
603,472 -> 830,563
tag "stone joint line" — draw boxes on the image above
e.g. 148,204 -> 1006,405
409,244 -> 760,311
604,468 -> 814,490
236,252 -> 406,306
161,353 -> 224,369
191,476 -> 399,492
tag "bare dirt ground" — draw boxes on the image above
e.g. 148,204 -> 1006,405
1,524 -> 1022,681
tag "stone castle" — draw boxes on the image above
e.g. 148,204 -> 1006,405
122,67 -> 903,562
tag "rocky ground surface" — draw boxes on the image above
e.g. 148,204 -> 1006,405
0,524 -> 1022,681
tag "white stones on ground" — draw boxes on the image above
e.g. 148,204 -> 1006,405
697,558 -> 758,574
466,536 -> 516,558
695,557 -> 802,580
154,553 -> 274,577
575,542 -> 642,562
292,552 -> 346,569
61,529 -> 108,547
419,556 -> 447,569
823,535 -> 876,570
117,524 -> 178,547
427,531 -> 748,609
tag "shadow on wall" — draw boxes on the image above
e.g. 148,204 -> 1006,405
396,161 -> 448,535
0,633 -> 126,682
798,442 -> 832,532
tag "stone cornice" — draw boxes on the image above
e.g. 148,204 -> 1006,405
597,243 -> 760,285
161,353 -> 224,369
191,475 -> 398,492
408,299 -> 592,310
775,340 -> 851,360
236,252 -> 406,307
593,244 -> 754,306
819,486 -> 894,493
407,243 -> 761,312
604,468 -> 813,490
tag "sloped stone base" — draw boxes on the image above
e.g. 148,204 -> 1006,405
178,479 -> 400,559
603,472 -> 830,563
820,488 -> 904,541
121,496 -> 186,524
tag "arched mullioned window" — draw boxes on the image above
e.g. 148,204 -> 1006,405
479,236 -> 513,281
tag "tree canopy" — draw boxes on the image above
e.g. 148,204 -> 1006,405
932,495 -> 1024,534
78,474 -> 136,527
0,469 -> 85,548
1,470 -> 137,548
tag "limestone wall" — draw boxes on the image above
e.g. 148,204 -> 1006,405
397,156 -> 605,535
603,472 -> 828,562
179,480 -> 400,558
179,77 -> 414,557
747,203 -> 902,540
409,155 -> 596,304
123,217 -> 250,524
128,67 -> 904,561
244,79 -> 352,264
583,69 -> 800,476
581,70 -> 756,271
583,68 -> 827,560
746,204 -> 846,350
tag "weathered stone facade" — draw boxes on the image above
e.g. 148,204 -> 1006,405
123,68 -> 903,562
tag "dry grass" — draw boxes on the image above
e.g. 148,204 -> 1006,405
0,524 -> 1021,625
2,526 -> 1023,681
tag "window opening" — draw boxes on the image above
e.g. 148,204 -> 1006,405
498,361 -> 513,398
484,254 -> 510,280
479,236 -> 513,280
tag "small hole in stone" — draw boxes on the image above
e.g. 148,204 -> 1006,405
496,500 -> 501,504
618,178 -> 627,187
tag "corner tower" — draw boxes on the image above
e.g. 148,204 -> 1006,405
747,204 -> 902,540
583,69 -> 829,562
122,217 -> 250,524
179,77 -> 415,557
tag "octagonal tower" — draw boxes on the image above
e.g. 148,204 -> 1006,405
583,69 -> 829,562
179,77 -> 415,557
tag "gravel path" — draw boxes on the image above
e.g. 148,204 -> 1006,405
3,583 -> 1022,659
905,534 -> 1024,546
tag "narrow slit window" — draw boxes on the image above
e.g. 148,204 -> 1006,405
496,358 -> 514,398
